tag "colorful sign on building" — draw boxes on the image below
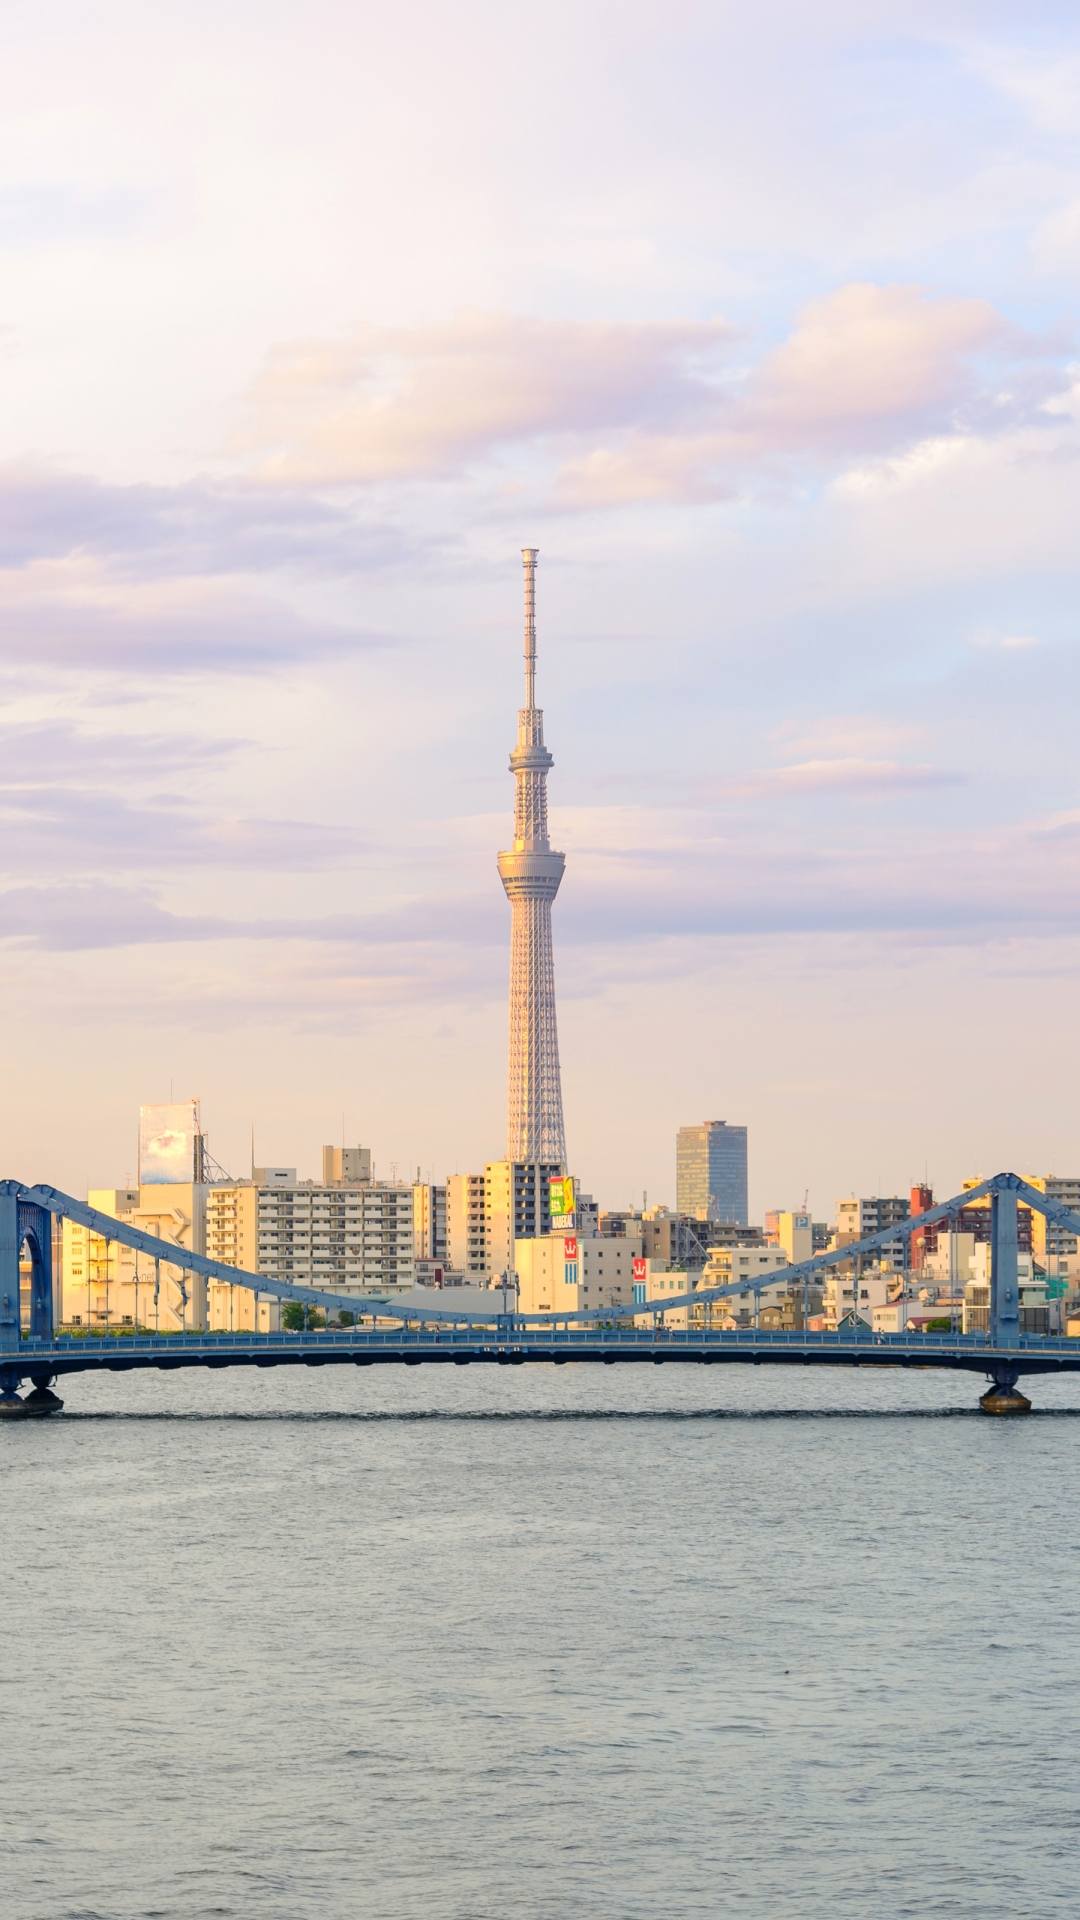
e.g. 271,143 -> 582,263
549,1175 -> 575,1216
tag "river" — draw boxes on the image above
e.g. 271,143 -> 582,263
3,1361 -> 1079,1917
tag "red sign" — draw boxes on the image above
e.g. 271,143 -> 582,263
632,1258 -> 646,1281
563,1236 -> 578,1259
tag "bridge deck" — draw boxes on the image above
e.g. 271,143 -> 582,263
5,1326 -> 1080,1379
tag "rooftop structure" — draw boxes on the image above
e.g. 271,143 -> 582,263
497,549 -> 567,1167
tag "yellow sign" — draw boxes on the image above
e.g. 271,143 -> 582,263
549,1175 -> 575,1218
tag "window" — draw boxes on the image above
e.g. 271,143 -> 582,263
564,1262 -> 578,1284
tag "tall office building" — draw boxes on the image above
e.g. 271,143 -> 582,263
676,1121 -> 748,1225
497,549 -> 567,1167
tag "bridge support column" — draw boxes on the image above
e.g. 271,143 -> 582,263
23,1377 -> 63,1414
0,1184 -> 21,1357
989,1186 -> 1020,1348
0,1364 -> 26,1415
979,1363 -> 1032,1416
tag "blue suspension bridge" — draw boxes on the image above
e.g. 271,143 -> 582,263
2,1173 -> 1078,1416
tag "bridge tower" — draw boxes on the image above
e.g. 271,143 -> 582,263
0,1181 -> 62,1414
981,1179 -> 1029,1413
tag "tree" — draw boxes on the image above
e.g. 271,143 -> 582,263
282,1302 -> 325,1331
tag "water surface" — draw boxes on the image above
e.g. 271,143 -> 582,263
3,1362 -> 1079,1918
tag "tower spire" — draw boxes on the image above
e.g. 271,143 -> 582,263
523,545 -> 537,711
497,550 -> 567,1168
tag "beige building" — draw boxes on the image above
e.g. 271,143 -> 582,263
413,1182 -> 447,1261
515,1233 -> 642,1316
765,1210 -> 813,1264
62,1185 -> 209,1331
322,1145 -> 372,1186
822,1268 -> 892,1330
447,1174 -> 487,1278
696,1244 -> 791,1328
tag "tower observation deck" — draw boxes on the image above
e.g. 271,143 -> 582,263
497,549 -> 567,1167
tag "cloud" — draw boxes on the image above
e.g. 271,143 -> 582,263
748,757 -> 964,795
0,464 -> 411,579
0,785 -> 368,875
240,311 -> 735,484
237,287 -> 1057,507
972,632 -> 1042,650
0,563 -> 391,677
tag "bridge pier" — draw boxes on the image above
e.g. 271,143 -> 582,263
979,1364 -> 1032,1416
0,1366 -> 25,1415
0,1366 -> 64,1416
23,1378 -> 63,1414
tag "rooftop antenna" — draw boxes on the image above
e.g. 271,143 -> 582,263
250,1124 -> 254,1181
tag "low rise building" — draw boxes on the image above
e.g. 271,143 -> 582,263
872,1293 -> 963,1334
515,1233 -> 642,1316
695,1244 -> 791,1328
821,1268 -> 893,1330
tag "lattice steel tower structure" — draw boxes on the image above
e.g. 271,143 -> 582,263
497,549 -> 567,1167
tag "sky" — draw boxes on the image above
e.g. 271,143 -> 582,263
4,0 -> 1080,1218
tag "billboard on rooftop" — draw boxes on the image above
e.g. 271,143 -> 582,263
139,1102 -> 200,1186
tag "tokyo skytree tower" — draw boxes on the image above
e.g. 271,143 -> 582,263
497,549 -> 567,1167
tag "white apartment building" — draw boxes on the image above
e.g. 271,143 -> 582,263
821,1268 -> 893,1329
201,1176 -> 417,1326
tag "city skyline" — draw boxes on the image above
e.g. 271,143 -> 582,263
2,5 -> 1080,1213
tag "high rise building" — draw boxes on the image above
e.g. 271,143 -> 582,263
497,549 -> 567,1167
413,1182 -> 447,1261
447,1174 -> 488,1279
485,1159 -> 562,1279
676,1121 -> 748,1225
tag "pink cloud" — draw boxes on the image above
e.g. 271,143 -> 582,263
237,286 -> 1050,506
747,757 -> 962,796
240,311 -> 734,484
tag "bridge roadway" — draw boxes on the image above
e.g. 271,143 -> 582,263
8,1324 -> 1080,1386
